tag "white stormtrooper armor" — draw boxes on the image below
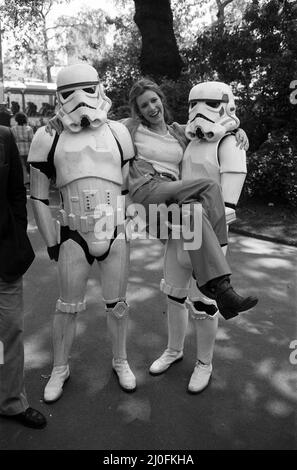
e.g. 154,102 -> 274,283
185,81 -> 240,142
30,124 -> 126,259
56,63 -> 112,133
28,63 -> 136,400
151,81 -> 248,393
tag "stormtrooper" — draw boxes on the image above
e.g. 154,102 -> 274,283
150,81 -> 250,393
28,63 -> 136,402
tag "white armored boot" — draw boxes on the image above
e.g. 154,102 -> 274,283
44,311 -> 76,402
186,296 -> 218,393
149,297 -> 188,375
107,302 -> 136,392
44,365 -> 70,403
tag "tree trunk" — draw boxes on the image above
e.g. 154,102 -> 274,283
134,0 -> 183,80
215,0 -> 234,35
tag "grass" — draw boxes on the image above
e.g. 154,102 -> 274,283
231,197 -> 297,247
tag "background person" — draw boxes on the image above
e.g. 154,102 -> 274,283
0,124 -> 47,429
11,112 -> 34,185
0,103 -> 12,128
10,102 -> 21,127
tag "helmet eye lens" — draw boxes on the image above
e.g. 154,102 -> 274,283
205,101 -> 221,108
60,86 -> 97,100
83,86 -> 96,94
190,100 -> 222,109
61,90 -> 74,99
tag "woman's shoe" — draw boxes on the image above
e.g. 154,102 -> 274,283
200,276 -> 258,320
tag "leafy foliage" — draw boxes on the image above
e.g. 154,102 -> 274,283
54,8 -> 109,64
158,74 -> 192,124
0,0 -> 66,81
244,129 -> 297,206
94,11 -> 142,119
182,0 -> 297,150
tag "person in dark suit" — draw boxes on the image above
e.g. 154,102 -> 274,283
0,125 -> 47,429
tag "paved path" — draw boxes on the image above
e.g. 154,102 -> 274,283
0,195 -> 296,450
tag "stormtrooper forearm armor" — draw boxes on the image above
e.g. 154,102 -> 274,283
219,135 -> 247,207
30,165 -> 58,248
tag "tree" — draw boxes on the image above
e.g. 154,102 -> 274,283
0,0 -> 67,82
216,0 -> 234,31
54,8 -> 108,64
171,0 -> 210,48
133,0 -> 183,79
94,9 -> 142,119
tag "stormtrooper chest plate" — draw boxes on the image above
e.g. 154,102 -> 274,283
182,139 -> 220,183
54,125 -> 122,188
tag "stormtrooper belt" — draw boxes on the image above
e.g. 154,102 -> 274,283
57,209 -> 115,233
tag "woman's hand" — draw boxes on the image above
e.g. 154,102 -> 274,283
235,128 -> 249,151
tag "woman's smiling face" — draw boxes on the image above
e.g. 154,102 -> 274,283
136,90 -> 165,126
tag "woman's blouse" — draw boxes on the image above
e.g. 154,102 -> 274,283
134,124 -> 184,180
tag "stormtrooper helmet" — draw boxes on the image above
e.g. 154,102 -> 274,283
56,63 -> 111,133
185,81 -> 240,142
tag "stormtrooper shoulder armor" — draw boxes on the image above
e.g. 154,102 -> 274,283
28,126 -> 56,163
108,120 -> 135,162
219,134 -> 247,174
